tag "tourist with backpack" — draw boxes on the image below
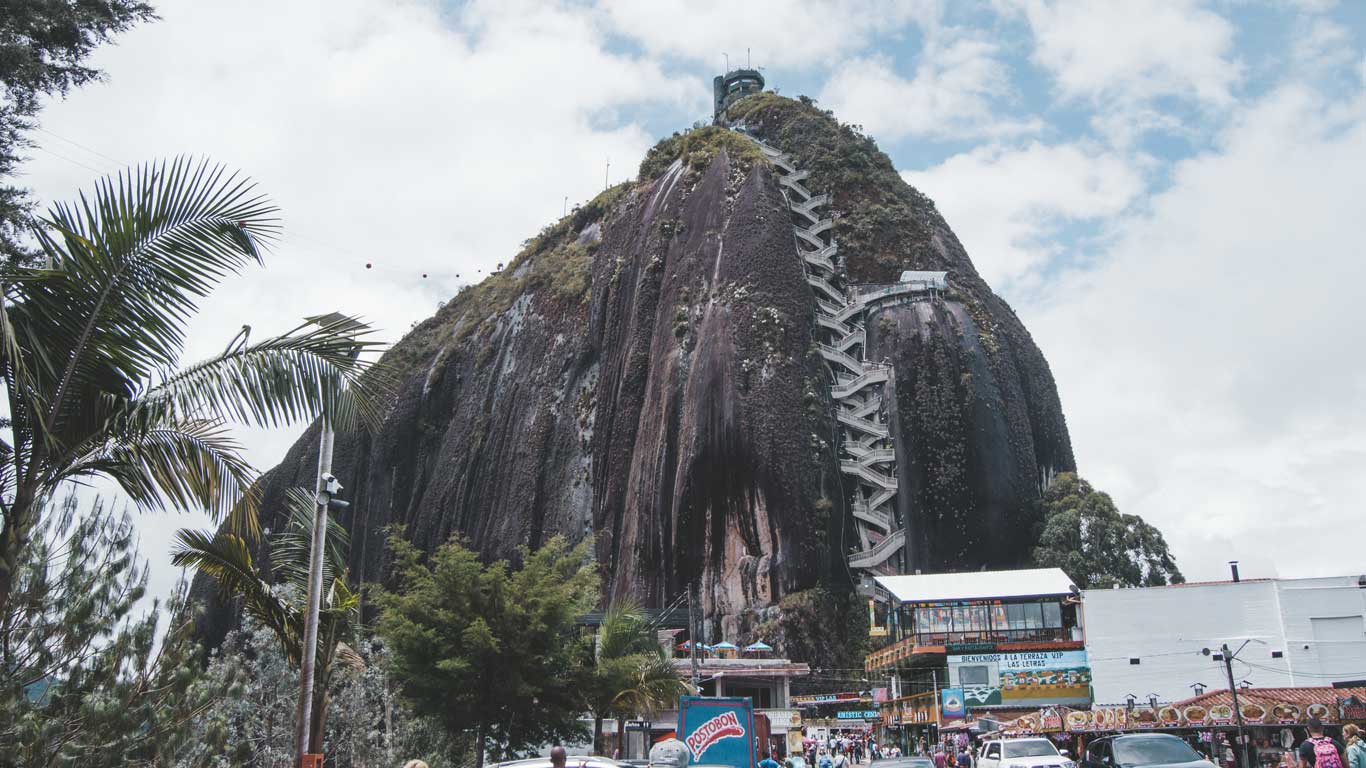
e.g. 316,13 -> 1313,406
1298,719 -> 1345,768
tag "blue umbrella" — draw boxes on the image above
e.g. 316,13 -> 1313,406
711,641 -> 739,651
744,641 -> 773,653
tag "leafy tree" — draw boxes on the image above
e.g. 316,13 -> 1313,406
581,600 -> 692,756
172,488 -> 362,756
174,624 -> 464,768
1031,472 -> 1184,589
0,494 -> 221,765
0,158 -> 390,617
1,0 -> 158,266
372,534 -> 599,768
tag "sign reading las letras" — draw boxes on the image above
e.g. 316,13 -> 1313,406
949,651 -> 1091,708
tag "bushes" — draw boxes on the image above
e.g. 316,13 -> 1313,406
638,126 -> 765,180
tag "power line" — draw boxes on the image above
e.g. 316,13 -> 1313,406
33,127 -> 128,167
34,145 -> 110,175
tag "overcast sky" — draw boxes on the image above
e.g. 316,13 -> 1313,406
17,0 -> 1365,597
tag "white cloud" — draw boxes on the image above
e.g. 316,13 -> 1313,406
1003,0 -> 1242,107
1023,83 -> 1366,581
817,36 -> 1038,141
596,0 -> 938,70
21,0 -> 700,600
903,141 -> 1144,288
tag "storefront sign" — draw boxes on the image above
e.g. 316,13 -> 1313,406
949,651 -> 1092,708
942,688 -> 967,720
1040,708 -> 1064,732
837,710 -> 880,720
1065,706 -> 1128,732
1340,696 -> 1366,722
793,692 -> 867,706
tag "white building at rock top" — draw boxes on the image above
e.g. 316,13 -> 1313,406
1084,573 -> 1366,705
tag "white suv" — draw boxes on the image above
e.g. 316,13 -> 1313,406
977,739 -> 1076,768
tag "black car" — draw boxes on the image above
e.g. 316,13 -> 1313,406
1083,734 -> 1217,768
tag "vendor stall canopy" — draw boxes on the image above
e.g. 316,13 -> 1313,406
874,568 -> 1077,604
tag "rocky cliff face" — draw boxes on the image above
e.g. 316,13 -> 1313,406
196,94 -> 1074,650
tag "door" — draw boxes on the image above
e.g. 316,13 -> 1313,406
1085,740 -> 1111,768
980,742 -> 1003,768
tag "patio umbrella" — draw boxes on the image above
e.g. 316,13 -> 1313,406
743,641 -> 773,654
711,641 -> 739,656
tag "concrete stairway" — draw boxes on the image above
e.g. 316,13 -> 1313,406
742,132 -> 910,573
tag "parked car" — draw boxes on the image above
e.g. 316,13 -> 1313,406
1082,734 -> 1216,768
978,738 -> 1077,768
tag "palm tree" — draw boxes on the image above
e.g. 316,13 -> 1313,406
583,601 -> 694,757
172,487 -> 362,754
0,158 -> 390,616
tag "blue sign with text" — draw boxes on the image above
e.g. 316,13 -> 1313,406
678,696 -> 757,768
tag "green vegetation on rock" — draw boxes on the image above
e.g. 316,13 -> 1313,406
638,125 -> 766,180
726,92 -> 956,288
383,181 -> 631,372
754,587 -> 869,695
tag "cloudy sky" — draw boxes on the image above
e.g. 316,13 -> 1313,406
17,0 -> 1365,593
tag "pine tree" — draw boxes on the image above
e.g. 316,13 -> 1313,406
0,494 -> 221,765
372,534 -> 599,768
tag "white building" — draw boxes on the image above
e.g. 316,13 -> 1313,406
1084,573 -> 1366,704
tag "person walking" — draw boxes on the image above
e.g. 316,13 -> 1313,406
1299,719 -> 1346,768
959,744 -> 974,768
819,749 -> 834,768
761,751 -> 783,768
1342,725 -> 1364,768
934,744 -> 948,768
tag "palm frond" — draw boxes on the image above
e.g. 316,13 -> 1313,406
140,314 -> 394,433
272,486 -> 349,594
21,158 -> 279,443
61,419 -> 257,520
169,527 -> 301,662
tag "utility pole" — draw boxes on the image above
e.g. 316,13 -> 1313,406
294,313 -> 364,768
295,417 -> 334,766
605,158 -> 610,191
1221,642 -> 1252,768
688,581 -> 700,687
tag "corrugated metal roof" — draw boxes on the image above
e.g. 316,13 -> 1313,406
875,568 -> 1076,603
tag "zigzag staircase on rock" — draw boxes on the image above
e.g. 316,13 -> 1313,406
725,129 -> 945,574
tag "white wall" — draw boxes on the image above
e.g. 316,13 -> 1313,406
1083,576 -> 1366,704
1276,576 -> 1366,685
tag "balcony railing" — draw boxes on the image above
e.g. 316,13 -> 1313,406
910,627 -> 1072,645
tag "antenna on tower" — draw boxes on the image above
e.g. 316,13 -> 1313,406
747,48 -> 751,68
723,52 -> 729,71
604,157 -> 610,191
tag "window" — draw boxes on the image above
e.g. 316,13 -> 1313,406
985,745 -> 1001,759
1113,736 -> 1200,767
1043,602 -> 1062,628
960,665 -> 990,687
1003,741 -> 1060,759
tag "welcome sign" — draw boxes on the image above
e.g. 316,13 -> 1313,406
949,651 -> 1092,708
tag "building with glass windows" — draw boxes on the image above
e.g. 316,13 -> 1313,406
865,568 -> 1090,745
